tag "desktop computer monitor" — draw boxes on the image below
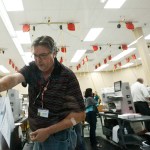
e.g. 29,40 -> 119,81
114,81 -> 122,92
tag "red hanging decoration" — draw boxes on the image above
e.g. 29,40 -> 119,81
122,44 -> 128,50
97,63 -> 101,67
108,55 -> 112,60
114,64 -> 117,70
78,64 -> 81,68
92,45 -> 98,51
76,66 -> 79,70
60,57 -> 63,63
61,47 -> 67,53
95,65 -> 97,69
22,24 -> 30,32
104,58 -> 107,64
126,58 -> 130,63
82,60 -> 85,65
132,54 -> 136,60
12,63 -> 15,68
15,66 -> 18,72
126,22 -> 134,30
84,56 -> 88,62
118,62 -> 122,66
9,59 -> 12,65
67,23 -> 75,31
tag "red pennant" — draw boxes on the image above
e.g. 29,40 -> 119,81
126,22 -> 134,30
108,55 -> 112,60
9,59 -> 12,65
22,24 -> 30,32
104,58 -> 107,64
114,64 -> 117,70
60,57 -> 63,63
76,66 -> 79,70
61,47 -> 66,53
15,66 -> 18,71
126,58 -> 130,63
92,45 -> 98,51
97,63 -> 101,67
12,63 -> 15,68
95,65 -> 97,69
132,54 -> 136,60
82,60 -> 85,65
122,44 -> 128,50
118,62 -> 122,66
78,64 -> 81,68
67,23 -> 75,31
84,56 -> 88,62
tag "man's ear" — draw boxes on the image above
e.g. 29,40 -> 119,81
53,51 -> 57,58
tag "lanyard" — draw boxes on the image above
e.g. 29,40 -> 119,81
33,79 -> 50,108
41,80 -> 50,108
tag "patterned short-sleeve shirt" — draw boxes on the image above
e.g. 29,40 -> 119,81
19,58 -> 85,131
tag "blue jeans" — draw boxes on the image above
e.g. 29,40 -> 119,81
33,127 -> 77,150
74,123 -> 87,150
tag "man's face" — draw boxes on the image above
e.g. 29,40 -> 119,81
33,45 -> 56,72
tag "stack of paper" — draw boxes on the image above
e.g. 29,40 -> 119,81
118,113 -> 142,119
0,97 -> 15,149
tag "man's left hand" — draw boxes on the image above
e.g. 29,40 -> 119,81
30,128 -> 49,142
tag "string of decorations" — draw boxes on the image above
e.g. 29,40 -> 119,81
8,59 -> 19,72
113,54 -> 137,70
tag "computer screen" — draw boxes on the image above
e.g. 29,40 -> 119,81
114,81 -> 122,92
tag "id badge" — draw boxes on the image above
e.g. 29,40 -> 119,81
37,108 -> 49,118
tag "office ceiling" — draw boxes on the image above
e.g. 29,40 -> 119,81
0,0 -> 150,76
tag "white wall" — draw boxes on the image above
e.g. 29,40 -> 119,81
76,65 -> 146,95
0,65 -> 146,97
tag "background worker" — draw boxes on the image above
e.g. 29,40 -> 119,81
131,78 -> 150,131
85,88 -> 102,150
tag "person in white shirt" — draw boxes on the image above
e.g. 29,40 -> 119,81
131,78 -> 150,131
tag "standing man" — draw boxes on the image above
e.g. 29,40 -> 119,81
0,36 -> 85,150
131,78 -> 150,131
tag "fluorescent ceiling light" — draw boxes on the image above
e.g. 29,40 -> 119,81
121,62 -> 134,68
104,0 -> 126,9
0,0 -> 26,65
83,28 -> 104,41
0,65 -> 10,73
145,34 -> 150,40
100,0 -> 107,3
16,31 -> 31,44
2,0 -> 24,11
111,48 -> 136,61
0,0 -> 16,37
12,37 -> 25,55
71,50 -> 86,63
128,36 -> 143,47
94,64 -> 109,71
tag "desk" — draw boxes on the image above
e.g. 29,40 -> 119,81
99,112 -> 150,149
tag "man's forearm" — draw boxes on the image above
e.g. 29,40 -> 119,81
0,73 -> 24,92
0,75 -> 13,92
46,111 -> 86,135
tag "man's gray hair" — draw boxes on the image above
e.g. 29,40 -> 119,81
32,36 -> 58,53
